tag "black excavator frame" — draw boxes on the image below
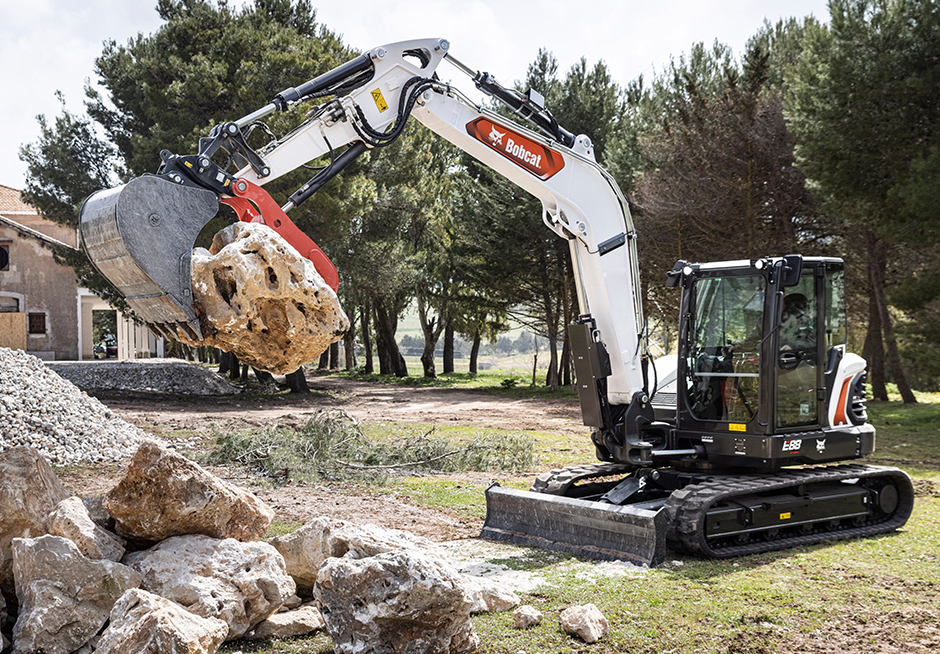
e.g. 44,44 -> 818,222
482,256 -> 916,566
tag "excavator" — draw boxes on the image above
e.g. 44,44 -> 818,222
79,39 -> 914,566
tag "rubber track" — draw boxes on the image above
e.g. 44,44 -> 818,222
664,464 -> 915,559
531,462 -> 634,495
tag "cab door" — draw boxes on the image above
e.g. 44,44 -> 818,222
775,267 -> 821,429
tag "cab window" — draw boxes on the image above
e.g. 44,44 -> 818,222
688,275 -> 764,422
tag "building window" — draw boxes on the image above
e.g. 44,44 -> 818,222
0,244 -> 9,271
0,296 -> 17,313
28,313 -> 46,334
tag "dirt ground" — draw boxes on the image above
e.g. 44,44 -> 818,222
62,376 -> 585,542
101,376 -> 586,436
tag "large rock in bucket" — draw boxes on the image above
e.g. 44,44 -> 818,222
181,222 -> 349,374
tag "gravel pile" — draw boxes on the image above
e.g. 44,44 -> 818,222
0,347 -> 154,465
47,359 -> 241,395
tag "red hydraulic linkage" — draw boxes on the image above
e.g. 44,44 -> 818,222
221,177 -> 339,292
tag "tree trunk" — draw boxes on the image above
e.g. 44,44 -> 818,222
228,353 -> 241,381
218,351 -> 233,376
329,341 -> 339,369
443,323 -> 454,374
286,367 -> 309,393
240,363 -> 249,383
539,266 -> 560,391
318,350 -> 329,370
373,301 -> 408,377
862,288 -> 888,401
361,302 -> 374,374
416,285 -> 444,379
867,232 -> 916,403
252,368 -> 277,386
469,329 -> 481,374
344,320 -> 357,371
559,336 -> 571,386
531,347 -> 539,388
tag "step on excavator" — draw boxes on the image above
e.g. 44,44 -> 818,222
79,39 -> 914,566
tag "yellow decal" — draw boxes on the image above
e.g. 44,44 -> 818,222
184,161 -> 193,168
371,88 -> 388,113
729,423 -> 746,432
224,179 -> 230,187
780,512 -> 792,520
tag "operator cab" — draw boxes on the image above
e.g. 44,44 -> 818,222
659,255 -> 872,469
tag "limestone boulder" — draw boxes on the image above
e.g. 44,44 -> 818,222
269,517 -> 446,597
248,602 -> 325,640
104,440 -> 273,542
512,604 -> 543,629
125,534 -> 295,640
560,603 -> 609,644
95,589 -> 228,654
11,535 -> 141,654
315,550 -> 477,654
461,574 -> 520,614
1,632 -> 7,652
82,496 -> 116,531
181,222 -> 349,374
47,496 -> 125,561
0,447 -> 71,595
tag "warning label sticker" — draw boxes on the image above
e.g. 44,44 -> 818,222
371,88 -> 388,113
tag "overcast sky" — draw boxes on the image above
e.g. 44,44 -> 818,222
0,0 -> 830,190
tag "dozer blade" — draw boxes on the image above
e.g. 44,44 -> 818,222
79,175 -> 220,341
481,484 -> 667,567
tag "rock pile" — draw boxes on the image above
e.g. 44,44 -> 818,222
179,222 -> 350,374
0,348 -> 152,465
0,442 -> 523,654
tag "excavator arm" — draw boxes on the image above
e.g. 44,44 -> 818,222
80,37 -> 651,421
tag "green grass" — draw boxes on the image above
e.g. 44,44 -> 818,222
867,401 -> 940,478
312,366 -> 578,400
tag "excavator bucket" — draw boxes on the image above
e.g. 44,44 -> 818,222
481,484 -> 667,567
79,175 -> 220,341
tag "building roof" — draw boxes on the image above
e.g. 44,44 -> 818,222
0,213 -> 76,250
0,184 -> 40,215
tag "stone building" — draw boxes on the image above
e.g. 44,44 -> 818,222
0,184 -> 161,360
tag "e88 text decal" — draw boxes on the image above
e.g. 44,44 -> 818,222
782,439 -> 802,452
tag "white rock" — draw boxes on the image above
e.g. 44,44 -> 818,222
95,589 -> 228,654
269,517 -> 446,597
125,534 -> 295,640
560,603 -> 609,643
0,447 -> 71,595
248,603 -> 325,640
315,550 -> 477,654
47,496 -> 125,561
461,573 -> 521,613
11,535 -> 141,654
513,604 -> 543,628
104,440 -> 274,543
